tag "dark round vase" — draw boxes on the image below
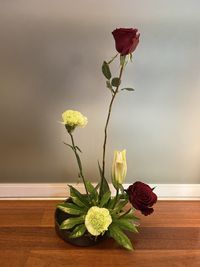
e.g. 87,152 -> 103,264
55,199 -> 108,247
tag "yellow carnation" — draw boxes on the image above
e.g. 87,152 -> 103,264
85,206 -> 112,236
61,110 -> 88,132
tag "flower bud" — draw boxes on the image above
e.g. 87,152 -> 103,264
112,150 -> 127,189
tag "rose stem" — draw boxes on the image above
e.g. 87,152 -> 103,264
68,131 -> 90,198
102,61 -> 125,178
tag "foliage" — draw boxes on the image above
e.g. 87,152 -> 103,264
57,182 -> 139,250
56,28 -> 156,251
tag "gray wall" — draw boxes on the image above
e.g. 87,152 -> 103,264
0,0 -> 200,184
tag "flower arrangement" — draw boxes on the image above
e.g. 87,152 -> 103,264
56,28 -> 157,250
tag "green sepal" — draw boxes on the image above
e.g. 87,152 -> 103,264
113,218 -> 138,233
120,55 -> 126,66
130,53 -> 133,62
100,191 -> 111,207
102,61 -> 111,79
56,202 -> 87,215
111,77 -> 121,87
69,224 -> 86,238
108,224 -> 133,250
69,185 -> 91,207
60,215 -> 85,230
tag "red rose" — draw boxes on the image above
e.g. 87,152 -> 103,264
112,28 -> 140,56
126,181 -> 157,216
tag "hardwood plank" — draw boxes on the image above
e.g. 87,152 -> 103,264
1,200 -> 199,227
0,200 -> 199,267
0,226 -> 199,250
139,201 -> 200,227
0,200 -> 49,226
39,200 -> 200,228
0,250 -> 29,267
25,250 -> 200,267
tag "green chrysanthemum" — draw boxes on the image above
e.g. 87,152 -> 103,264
85,206 -> 112,236
61,110 -> 88,132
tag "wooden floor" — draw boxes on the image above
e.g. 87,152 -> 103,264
0,201 -> 199,267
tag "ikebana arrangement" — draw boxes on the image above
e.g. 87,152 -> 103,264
55,28 -> 157,250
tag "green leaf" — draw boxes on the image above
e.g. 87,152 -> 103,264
57,203 -> 87,215
100,191 -> 111,207
63,142 -> 74,150
107,194 -> 123,209
111,77 -> 121,87
95,182 -> 100,191
71,196 -> 86,207
75,146 -> 82,153
113,218 -> 138,233
85,180 -> 99,203
98,161 -> 110,198
99,176 -> 110,198
107,196 -> 117,209
120,209 -> 140,221
112,199 -> 128,214
109,224 -> 133,250
85,180 -> 97,194
69,224 -> 86,238
102,61 -> 111,79
60,215 -> 85,230
69,185 -> 91,208
121,88 -> 135,91
106,80 -> 114,93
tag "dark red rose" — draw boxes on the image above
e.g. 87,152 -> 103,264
112,28 -> 140,56
126,181 -> 157,216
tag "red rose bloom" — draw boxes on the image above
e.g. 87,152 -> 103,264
126,181 -> 157,216
112,28 -> 140,56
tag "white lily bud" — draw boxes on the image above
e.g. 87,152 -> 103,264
112,150 -> 127,189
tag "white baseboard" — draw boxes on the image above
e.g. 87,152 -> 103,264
0,183 -> 199,200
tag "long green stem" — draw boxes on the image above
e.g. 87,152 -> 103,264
102,63 -> 125,178
69,132 -> 89,196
